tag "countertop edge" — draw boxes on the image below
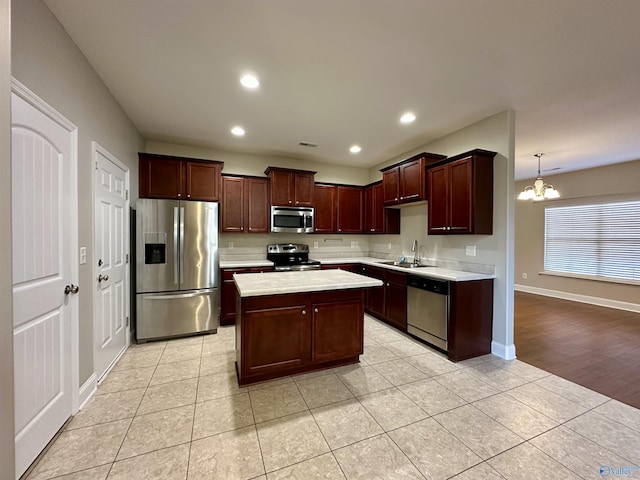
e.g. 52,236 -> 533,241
221,257 -> 495,282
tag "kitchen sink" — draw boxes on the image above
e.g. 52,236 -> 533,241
377,261 -> 435,269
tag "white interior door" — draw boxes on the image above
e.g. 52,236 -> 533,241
11,84 -> 78,479
94,143 -> 129,381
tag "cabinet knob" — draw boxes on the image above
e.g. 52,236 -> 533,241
178,193 -> 182,197
187,194 -> 191,198
302,310 -> 306,315
400,196 -> 403,200
288,200 -> 292,204
314,308 -> 318,313
386,282 -> 390,287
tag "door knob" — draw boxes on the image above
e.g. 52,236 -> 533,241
64,284 -> 79,295
98,274 -> 109,282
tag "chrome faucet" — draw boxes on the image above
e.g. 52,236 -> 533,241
412,240 -> 420,265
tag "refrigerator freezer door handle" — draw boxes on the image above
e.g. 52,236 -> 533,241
142,291 -> 211,300
173,206 -> 179,285
179,207 -> 185,283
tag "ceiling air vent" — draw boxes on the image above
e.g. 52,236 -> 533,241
298,142 -> 318,148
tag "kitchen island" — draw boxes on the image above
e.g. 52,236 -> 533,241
233,269 -> 382,385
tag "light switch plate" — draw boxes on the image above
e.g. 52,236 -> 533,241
313,242 -> 318,248
79,247 -> 87,265
228,242 -> 234,249
465,245 -> 476,256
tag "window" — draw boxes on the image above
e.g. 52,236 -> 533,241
544,200 -> 640,283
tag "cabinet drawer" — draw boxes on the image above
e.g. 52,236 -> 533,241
385,270 -> 407,286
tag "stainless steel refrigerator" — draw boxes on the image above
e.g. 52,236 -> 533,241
135,199 -> 219,342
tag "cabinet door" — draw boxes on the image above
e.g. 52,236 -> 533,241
311,297 -> 363,363
361,265 -> 385,317
382,168 -> 400,205
337,186 -> 363,233
448,158 -> 473,233
243,303 -> 310,376
399,159 -> 424,203
294,172 -> 315,206
246,178 -> 269,233
269,170 -> 293,206
221,176 -> 245,233
385,281 -> 407,331
364,183 -> 385,233
140,156 -> 183,199
185,161 -> 220,201
427,164 -> 449,234
314,184 -> 337,233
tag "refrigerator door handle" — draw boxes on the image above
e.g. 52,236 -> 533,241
173,206 -> 179,285
179,206 -> 185,283
141,291 -> 210,300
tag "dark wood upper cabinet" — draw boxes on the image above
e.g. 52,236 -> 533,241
314,184 -> 337,233
221,176 -> 244,232
246,177 -> 269,233
336,186 -> 363,233
381,152 -> 446,206
139,153 -> 222,201
364,182 -> 400,234
427,149 -> 495,235
221,175 -> 269,233
265,167 -> 315,207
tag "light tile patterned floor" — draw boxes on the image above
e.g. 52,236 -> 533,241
25,315 -> 640,480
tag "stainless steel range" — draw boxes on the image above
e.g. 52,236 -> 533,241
267,243 -> 321,271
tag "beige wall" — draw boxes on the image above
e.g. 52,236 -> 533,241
371,111 -> 517,357
515,159 -> 640,306
1,0 -> 15,476
146,141 -> 371,185
12,0 -> 144,385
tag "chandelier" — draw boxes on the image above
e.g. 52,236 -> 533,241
518,153 -> 560,201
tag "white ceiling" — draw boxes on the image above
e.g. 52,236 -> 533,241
43,0 -> 640,180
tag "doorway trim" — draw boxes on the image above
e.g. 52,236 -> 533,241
92,141 -> 131,384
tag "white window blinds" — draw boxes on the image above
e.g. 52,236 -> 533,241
544,200 -> 640,282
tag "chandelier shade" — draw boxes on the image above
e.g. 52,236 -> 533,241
518,153 -> 560,201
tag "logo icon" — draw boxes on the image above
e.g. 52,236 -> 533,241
600,466 -> 611,476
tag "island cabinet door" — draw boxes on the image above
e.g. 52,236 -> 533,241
241,294 -> 311,377
310,290 -> 364,363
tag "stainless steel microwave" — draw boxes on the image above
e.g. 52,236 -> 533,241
271,206 -> 314,233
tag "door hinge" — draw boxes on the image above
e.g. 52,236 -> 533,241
126,316 -> 129,327
125,253 -> 129,264
125,190 -> 129,201
95,161 -> 98,170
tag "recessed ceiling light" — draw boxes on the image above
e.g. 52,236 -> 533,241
349,145 -> 362,154
240,74 -> 259,89
400,112 -> 416,124
231,126 -> 245,137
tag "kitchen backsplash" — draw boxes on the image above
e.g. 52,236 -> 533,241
219,232 -> 495,275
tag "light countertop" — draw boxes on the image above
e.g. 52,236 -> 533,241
233,269 -> 383,297
222,256 -> 494,282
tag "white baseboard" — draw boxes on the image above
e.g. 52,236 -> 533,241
515,284 -> 640,313
491,341 -> 516,360
78,373 -> 97,411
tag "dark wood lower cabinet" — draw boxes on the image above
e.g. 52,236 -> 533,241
447,279 -> 494,362
236,289 -> 364,385
359,265 -> 406,331
311,291 -> 363,363
220,267 -> 273,325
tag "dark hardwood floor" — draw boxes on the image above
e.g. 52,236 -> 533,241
514,291 -> 640,409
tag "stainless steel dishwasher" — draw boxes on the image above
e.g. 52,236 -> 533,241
407,275 -> 449,351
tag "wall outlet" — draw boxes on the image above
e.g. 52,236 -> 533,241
350,241 -> 358,248
465,245 -> 476,256
228,242 -> 234,249
388,243 -> 392,250
313,241 -> 318,248
522,272 -> 528,279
